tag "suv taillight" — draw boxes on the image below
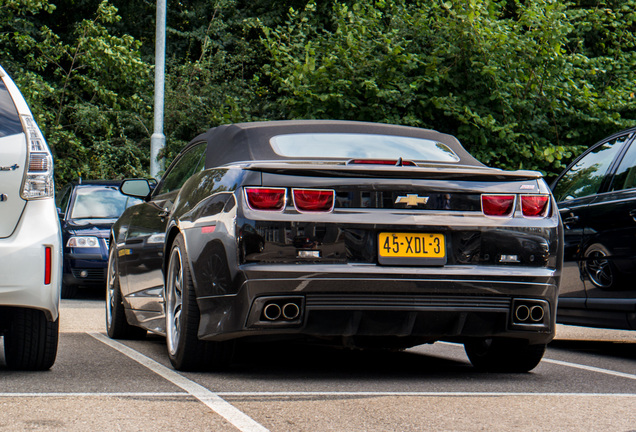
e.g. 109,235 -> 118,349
292,189 -> 335,212
20,115 -> 54,199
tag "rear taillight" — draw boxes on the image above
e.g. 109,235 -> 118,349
292,189 -> 335,212
44,246 -> 52,285
521,195 -> 550,217
481,195 -> 515,217
28,153 -> 49,171
20,115 -> 54,199
245,187 -> 286,211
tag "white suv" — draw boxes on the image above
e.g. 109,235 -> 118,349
0,65 -> 61,370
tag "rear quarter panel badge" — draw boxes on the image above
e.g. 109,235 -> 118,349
0,194 -> 8,202
0,164 -> 19,171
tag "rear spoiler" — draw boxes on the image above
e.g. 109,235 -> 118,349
239,161 -> 544,182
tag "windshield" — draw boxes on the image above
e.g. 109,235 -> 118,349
270,133 -> 460,163
71,186 -> 142,219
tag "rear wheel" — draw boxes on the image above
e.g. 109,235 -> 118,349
4,308 -> 59,370
464,338 -> 546,373
106,244 -> 146,340
165,234 -> 233,371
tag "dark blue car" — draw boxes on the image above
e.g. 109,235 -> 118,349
57,180 -> 142,298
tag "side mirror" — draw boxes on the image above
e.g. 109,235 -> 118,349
120,179 -> 152,200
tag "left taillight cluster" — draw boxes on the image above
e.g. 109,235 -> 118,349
481,194 -> 550,218
20,115 -> 54,199
245,187 -> 335,213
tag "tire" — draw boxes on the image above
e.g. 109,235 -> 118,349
464,338 -> 546,373
106,244 -> 146,340
165,234 -> 233,371
4,308 -> 59,370
61,282 -> 78,299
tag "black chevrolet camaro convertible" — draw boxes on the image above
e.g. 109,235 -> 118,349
106,120 -> 563,372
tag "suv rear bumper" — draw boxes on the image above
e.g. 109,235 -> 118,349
0,199 -> 62,321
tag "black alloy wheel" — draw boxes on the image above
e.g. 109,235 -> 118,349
584,244 -> 614,289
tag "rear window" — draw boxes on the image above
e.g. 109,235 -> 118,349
270,133 -> 460,163
0,79 -> 23,138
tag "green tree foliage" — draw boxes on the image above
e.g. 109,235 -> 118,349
1,0 -> 152,185
259,0 -> 636,178
1,0 -> 635,184
157,0 -> 310,162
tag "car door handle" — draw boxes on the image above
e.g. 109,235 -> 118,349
158,208 -> 170,218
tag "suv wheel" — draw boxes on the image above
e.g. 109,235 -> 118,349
4,308 -> 59,370
584,244 -> 614,289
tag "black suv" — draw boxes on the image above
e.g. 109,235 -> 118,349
552,128 -> 636,330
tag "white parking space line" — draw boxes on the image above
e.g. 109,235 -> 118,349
0,393 -> 186,397
542,358 -> 636,381
217,392 -> 636,397
88,332 -> 269,432
2,391 -> 634,398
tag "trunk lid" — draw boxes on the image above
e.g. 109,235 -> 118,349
242,162 -> 546,213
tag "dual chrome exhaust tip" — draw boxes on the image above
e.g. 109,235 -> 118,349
263,302 -> 301,321
514,304 -> 545,322
511,299 -> 549,326
244,296 -> 305,327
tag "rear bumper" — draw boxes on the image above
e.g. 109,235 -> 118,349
197,263 -> 559,346
0,199 -> 62,321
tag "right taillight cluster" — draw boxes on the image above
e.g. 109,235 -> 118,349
245,187 -> 335,213
481,194 -> 550,218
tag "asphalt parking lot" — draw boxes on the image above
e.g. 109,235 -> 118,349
0,294 -> 634,431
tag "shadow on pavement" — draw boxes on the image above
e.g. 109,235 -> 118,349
65,287 -> 105,301
226,341 -> 477,379
548,339 -> 635,361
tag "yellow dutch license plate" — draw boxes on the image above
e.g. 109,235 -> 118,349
378,232 -> 446,265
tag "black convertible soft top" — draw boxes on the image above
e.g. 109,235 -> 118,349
195,120 -> 485,168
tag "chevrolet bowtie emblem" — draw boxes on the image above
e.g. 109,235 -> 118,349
395,194 -> 429,207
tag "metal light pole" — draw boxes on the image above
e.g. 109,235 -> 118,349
150,0 -> 166,178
